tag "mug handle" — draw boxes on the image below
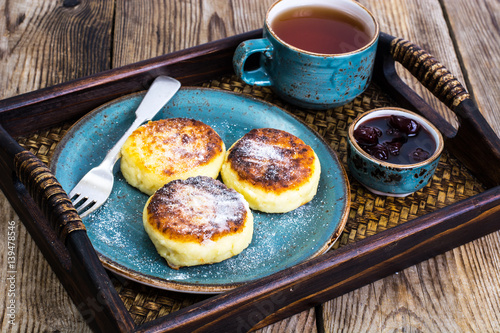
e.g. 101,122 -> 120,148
233,38 -> 274,86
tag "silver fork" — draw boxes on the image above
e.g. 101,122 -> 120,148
68,76 -> 181,218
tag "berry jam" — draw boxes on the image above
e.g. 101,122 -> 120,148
353,115 -> 436,164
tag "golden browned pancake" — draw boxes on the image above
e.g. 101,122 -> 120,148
143,176 -> 253,269
120,118 -> 225,195
220,128 -> 321,213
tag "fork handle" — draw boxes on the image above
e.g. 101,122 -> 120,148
100,75 -> 181,171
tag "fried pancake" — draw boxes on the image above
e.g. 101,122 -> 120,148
221,128 -> 321,213
143,176 -> 253,269
120,118 -> 225,195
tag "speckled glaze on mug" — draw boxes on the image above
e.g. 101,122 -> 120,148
347,108 -> 444,197
233,0 -> 379,110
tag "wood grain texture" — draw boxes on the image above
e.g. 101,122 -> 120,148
0,193 -> 90,332
322,234 -> 500,332
113,0 -> 273,66
0,0 -> 114,96
361,0 -> 463,130
258,308 -> 317,333
442,0 -> 500,134
320,0 -> 500,331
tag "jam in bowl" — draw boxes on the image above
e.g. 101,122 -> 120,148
347,107 -> 444,197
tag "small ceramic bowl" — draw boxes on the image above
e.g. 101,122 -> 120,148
347,107 -> 444,197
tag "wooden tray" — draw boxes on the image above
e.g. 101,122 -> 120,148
1,30 -> 500,332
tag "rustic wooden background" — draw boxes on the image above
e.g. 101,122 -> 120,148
0,0 -> 499,331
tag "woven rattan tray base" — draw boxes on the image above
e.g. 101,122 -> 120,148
16,76 -> 485,326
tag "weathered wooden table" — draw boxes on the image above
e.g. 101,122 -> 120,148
1,0 -> 499,332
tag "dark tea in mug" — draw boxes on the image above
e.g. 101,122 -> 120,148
270,6 -> 372,54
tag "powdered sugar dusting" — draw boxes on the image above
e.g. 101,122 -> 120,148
151,176 -> 247,240
238,139 -> 285,162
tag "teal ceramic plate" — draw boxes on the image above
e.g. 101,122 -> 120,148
51,87 -> 350,293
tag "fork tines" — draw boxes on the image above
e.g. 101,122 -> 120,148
70,194 -> 97,217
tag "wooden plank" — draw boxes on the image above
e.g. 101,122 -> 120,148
359,0 -> 464,130
442,0 -> 500,134
0,0 -> 114,97
0,1 -> 114,332
113,0 -> 273,66
320,0 -> 500,331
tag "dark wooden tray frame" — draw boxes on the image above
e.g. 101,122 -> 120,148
1,30 -> 500,332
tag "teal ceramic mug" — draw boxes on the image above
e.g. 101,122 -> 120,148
233,0 -> 379,110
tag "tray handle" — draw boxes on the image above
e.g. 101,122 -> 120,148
0,125 -> 135,331
378,32 -> 500,186
14,150 -> 86,243
388,36 -> 470,111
